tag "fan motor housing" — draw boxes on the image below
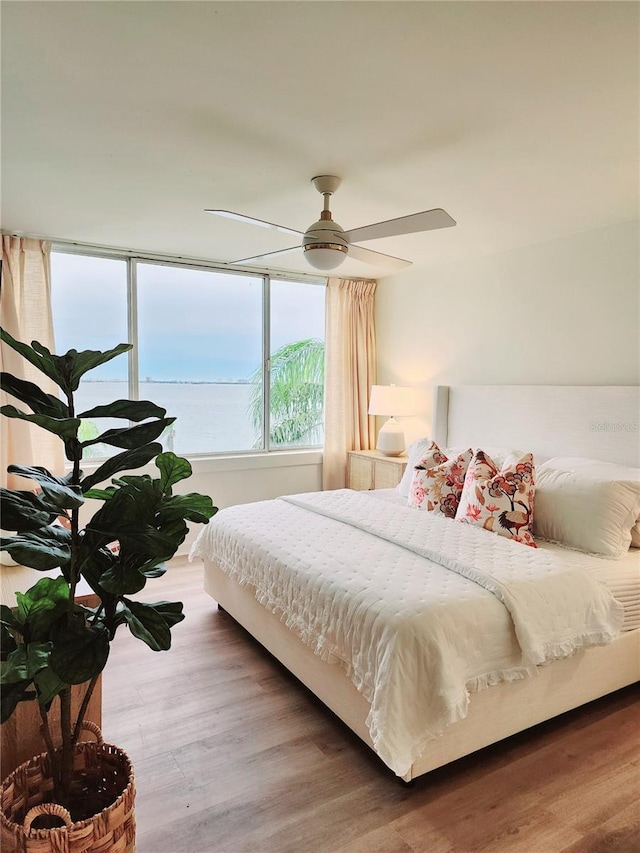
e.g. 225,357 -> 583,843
302,219 -> 348,270
302,219 -> 348,253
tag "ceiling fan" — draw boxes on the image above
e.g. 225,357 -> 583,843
206,176 -> 456,272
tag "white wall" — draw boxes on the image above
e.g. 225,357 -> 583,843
376,220 -> 639,443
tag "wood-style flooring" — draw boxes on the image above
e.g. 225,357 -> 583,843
103,558 -> 640,853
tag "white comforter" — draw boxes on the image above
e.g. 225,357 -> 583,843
190,489 -> 623,776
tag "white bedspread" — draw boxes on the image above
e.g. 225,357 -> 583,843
190,490 -> 623,776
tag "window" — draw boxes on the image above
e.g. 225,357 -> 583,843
268,279 -> 325,448
50,250 -> 325,457
137,263 -> 262,454
51,253 -> 128,458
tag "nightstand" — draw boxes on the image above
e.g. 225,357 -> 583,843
347,450 -> 408,491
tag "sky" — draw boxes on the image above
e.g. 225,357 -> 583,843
51,251 -> 325,382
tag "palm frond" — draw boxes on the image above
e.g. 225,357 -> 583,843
248,338 -> 324,447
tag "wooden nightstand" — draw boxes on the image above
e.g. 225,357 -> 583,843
347,450 -> 408,491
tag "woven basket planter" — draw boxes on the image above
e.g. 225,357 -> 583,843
0,724 -> 135,853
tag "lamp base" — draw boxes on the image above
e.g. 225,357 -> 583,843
376,418 -> 406,457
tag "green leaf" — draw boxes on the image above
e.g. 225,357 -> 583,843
7,467 -> 84,510
26,642 -> 53,678
156,518 -> 189,548
0,329 -> 66,390
1,530 -> 72,571
50,623 -> 110,684
33,665 -> 68,707
84,480 -> 157,533
1,679 -> 34,723
96,523 -> 176,559
0,372 -> 68,418
76,546 -> 119,600
82,417 -> 175,450
156,453 -> 192,491
139,562 -> 167,579
100,561 -> 147,596
78,399 -> 167,421
1,622 -> 18,657
0,405 -> 80,439
67,343 -> 132,390
158,493 -> 217,525
7,465 -> 72,489
0,604 -> 21,633
121,600 -> 184,651
15,577 -> 69,636
0,643 -> 51,683
81,442 -> 162,492
149,600 -> 185,629
63,436 -> 83,464
83,487 -> 116,502
0,489 -> 59,531
249,337 -> 324,447
37,481 -> 83,510
1,645 -> 28,683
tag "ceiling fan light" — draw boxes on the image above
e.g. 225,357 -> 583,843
303,244 -> 348,271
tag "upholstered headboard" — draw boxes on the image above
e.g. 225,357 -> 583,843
433,385 -> 640,467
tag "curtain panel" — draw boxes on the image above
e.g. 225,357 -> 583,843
1,236 -> 63,493
323,277 -> 377,490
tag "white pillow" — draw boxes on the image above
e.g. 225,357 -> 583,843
396,437 -> 433,497
540,457 -> 640,548
534,465 -> 640,557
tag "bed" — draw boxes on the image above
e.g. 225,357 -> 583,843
190,385 -> 640,782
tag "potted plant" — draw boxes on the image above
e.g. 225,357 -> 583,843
0,328 -> 217,852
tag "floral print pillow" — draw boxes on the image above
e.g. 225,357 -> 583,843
456,450 -> 536,547
408,441 -> 473,518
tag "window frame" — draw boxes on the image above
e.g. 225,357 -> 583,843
51,242 -> 325,459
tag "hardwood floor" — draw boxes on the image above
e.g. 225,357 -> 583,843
103,558 -> 640,853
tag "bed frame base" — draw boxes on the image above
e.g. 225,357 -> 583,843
204,560 -> 639,781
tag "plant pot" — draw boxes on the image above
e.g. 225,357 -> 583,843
0,724 -> 135,853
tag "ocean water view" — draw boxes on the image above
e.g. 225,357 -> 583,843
76,381 -> 258,456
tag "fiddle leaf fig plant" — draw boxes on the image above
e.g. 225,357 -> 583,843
0,328 -> 217,806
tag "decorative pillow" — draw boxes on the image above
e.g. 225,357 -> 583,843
397,440 -> 524,498
539,457 -> 640,549
408,442 -> 473,517
456,450 -> 537,547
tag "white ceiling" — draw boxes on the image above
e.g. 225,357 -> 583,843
2,1 -> 638,279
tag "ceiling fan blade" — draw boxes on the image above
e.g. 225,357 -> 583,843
229,245 -> 303,265
343,208 -> 456,244
347,244 -> 412,272
205,209 -> 304,238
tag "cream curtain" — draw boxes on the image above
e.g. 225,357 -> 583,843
1,236 -> 64,492
323,277 -> 377,490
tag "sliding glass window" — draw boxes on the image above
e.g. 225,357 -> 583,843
269,279 -> 325,449
137,263 -> 262,455
50,250 -> 325,457
50,252 -> 128,458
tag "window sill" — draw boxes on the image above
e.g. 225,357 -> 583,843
77,448 -> 323,477
187,449 -> 323,475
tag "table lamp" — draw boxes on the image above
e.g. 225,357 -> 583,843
368,384 -> 418,456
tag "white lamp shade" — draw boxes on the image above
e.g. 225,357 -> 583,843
368,385 -> 419,417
